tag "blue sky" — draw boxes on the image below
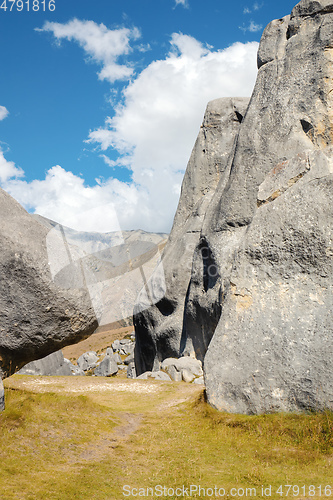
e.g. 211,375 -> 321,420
0,0 -> 298,233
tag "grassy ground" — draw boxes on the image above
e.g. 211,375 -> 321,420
1,375 -> 333,500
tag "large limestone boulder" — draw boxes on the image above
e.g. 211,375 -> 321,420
187,0 -> 333,413
0,188 -> 98,380
134,0 -> 333,414
205,150 -> 333,413
134,97 -> 249,374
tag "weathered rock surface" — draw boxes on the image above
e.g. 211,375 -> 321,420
94,355 -> 118,377
134,97 -> 250,374
0,190 -> 98,382
201,1 -> 333,414
18,350 -> 72,376
134,0 -> 333,414
77,351 -> 99,372
127,361 -> 136,379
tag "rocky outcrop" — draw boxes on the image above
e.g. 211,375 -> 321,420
134,0 -> 333,414
0,189 -> 98,381
134,97 -> 249,373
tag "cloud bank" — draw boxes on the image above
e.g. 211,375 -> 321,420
3,27 -> 259,233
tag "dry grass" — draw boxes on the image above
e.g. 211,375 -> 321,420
1,377 -> 333,499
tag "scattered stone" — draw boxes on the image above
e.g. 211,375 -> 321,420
105,347 -> 114,356
121,343 -> 135,356
69,364 -> 85,376
127,362 -> 136,379
119,338 -> 132,345
182,369 -> 195,383
112,340 -> 121,352
124,353 -> 134,366
94,356 -> 118,377
193,376 -> 205,385
18,351 -> 72,376
165,365 -> 182,382
136,371 -> 152,380
77,352 -> 99,372
112,353 -> 123,365
161,357 -> 203,377
118,364 -> 127,370
151,371 -> 172,381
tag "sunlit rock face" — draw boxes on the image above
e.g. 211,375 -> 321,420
134,0 -> 333,414
133,97 -> 249,374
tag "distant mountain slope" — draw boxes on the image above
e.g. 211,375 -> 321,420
32,214 -> 168,327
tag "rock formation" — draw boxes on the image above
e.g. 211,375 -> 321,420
134,0 -> 333,414
18,350 -> 73,376
0,189 -> 98,382
134,97 -> 250,373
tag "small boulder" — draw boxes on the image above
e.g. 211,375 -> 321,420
112,340 -> 121,352
161,357 -> 203,378
124,353 -> 134,366
112,353 -> 123,365
127,361 -> 136,379
63,358 -> 85,376
182,369 -> 195,383
151,371 -> 172,381
193,376 -> 205,385
165,365 -> 182,382
121,343 -> 135,356
137,371 -> 152,380
77,351 -> 99,371
119,338 -> 132,345
94,356 -> 118,377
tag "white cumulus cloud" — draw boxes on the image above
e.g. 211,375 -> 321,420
88,34 -> 259,203
36,19 -> 141,83
3,33 -> 259,233
0,148 -> 24,183
0,106 -> 9,121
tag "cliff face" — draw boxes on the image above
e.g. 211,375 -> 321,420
133,97 -> 249,374
134,0 -> 333,414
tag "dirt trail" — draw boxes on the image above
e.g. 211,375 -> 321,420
4,374 -> 203,463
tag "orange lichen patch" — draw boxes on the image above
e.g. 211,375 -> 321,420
235,295 -> 254,312
230,284 -> 254,312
